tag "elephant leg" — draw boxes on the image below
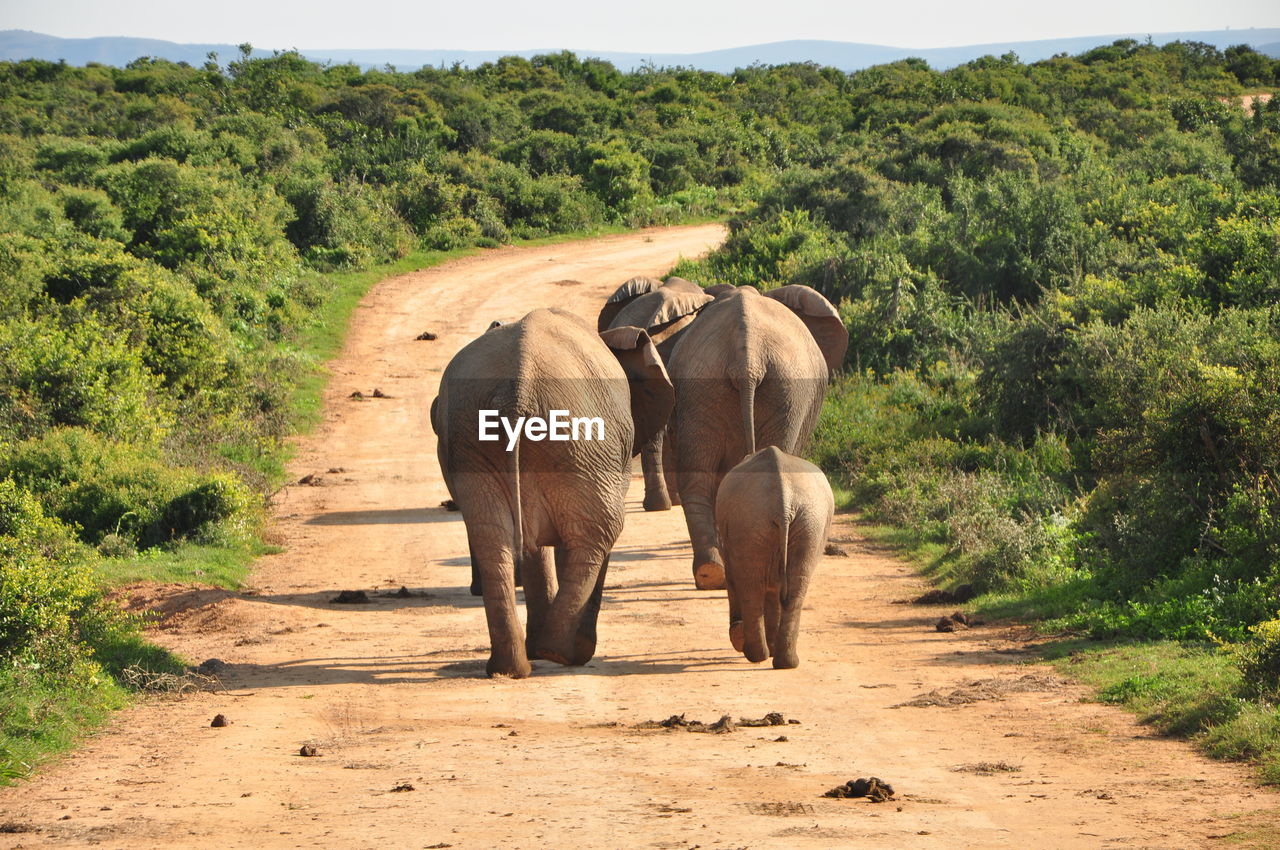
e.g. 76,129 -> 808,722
522,547 -> 556,660
464,516 -> 532,678
661,426 -> 681,507
535,547 -> 607,666
763,586 -> 782,659
679,469 -> 726,590
737,590 -> 769,664
726,564 -> 745,652
572,553 -> 610,664
468,543 -> 482,596
640,431 -> 671,512
472,542 -> 523,595
773,555 -> 815,670
480,573 -> 532,678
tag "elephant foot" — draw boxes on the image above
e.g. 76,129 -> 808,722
486,655 -> 532,679
772,652 -> 799,670
535,633 -> 596,667
694,562 -> 726,591
729,620 -> 745,652
642,493 -> 672,512
572,633 -> 597,665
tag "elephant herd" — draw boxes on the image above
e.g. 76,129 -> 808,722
430,276 -> 848,678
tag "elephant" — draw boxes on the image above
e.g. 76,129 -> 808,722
667,284 -> 847,589
716,447 -> 834,668
431,308 -> 673,678
605,278 -> 714,511
596,275 -> 703,333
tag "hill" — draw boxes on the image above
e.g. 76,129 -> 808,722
3,27 -> 1279,71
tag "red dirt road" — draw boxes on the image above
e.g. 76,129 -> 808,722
2,224 -> 1277,848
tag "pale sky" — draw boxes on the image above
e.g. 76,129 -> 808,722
1,0 -> 1278,53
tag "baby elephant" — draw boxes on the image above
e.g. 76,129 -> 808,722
715,446 -> 834,669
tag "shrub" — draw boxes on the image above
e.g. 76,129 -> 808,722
1231,618 -> 1280,700
33,138 -> 109,183
0,314 -> 170,445
283,175 -> 413,268
0,479 -> 118,672
0,429 -> 258,550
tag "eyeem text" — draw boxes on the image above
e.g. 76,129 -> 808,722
478,410 -> 605,451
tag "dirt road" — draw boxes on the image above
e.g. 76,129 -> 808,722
2,224 -> 1277,848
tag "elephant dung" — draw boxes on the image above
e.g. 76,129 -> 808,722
823,777 -> 895,802
635,713 -> 738,733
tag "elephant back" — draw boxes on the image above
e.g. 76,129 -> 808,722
668,287 -> 826,383
662,276 -> 705,295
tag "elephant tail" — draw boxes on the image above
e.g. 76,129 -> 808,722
738,375 -> 757,457
508,434 -> 525,579
777,511 -> 790,605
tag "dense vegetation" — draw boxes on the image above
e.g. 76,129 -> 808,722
1,38 -> 1278,778
0,44 -> 769,776
670,40 -> 1280,779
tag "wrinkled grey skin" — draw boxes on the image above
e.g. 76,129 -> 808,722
760,285 -> 849,373
606,278 -> 714,511
716,447 -> 834,668
596,276 -> 660,333
596,275 -> 704,332
668,285 -> 847,589
431,308 -> 673,678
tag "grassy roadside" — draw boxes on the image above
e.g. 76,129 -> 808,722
2,244 -> 474,783
108,223 -> 673,590
850,519 -> 1280,786
1,222 -> 716,785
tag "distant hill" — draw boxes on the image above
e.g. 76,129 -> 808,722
2,27 -> 1279,73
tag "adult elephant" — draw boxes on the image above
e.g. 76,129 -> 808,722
431,308 -> 673,677
667,285 -> 847,589
605,278 -> 714,511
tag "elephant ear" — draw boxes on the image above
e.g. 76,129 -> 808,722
612,289 -> 713,332
650,289 -> 713,327
705,283 -> 737,297
597,276 -> 662,333
599,326 -> 675,456
662,275 -> 704,294
764,285 -> 849,372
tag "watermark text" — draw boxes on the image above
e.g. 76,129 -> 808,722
478,410 -> 604,451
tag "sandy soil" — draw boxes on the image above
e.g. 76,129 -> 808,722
1234,93 -> 1273,112
2,223 -> 1277,848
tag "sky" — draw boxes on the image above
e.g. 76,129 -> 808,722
2,0 -> 1278,53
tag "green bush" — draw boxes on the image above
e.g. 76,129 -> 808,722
0,429 -> 258,549
283,175 -> 413,268
0,479 -> 118,672
1232,618 -> 1280,699
0,314 -> 170,445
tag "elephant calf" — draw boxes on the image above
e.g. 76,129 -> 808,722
715,447 -> 834,669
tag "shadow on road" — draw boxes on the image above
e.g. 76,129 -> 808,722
306,507 -> 463,525
214,646 -> 744,689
